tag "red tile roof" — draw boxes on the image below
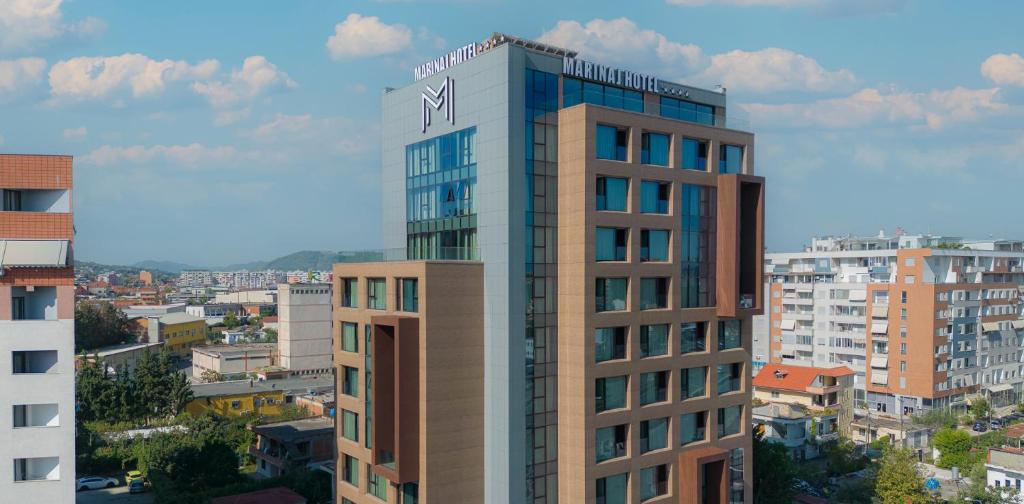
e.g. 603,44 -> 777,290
752,364 -> 854,393
210,487 -> 306,504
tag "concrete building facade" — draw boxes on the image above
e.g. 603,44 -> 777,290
334,33 -> 762,504
278,283 -> 333,373
758,233 -> 1024,416
0,154 -> 76,502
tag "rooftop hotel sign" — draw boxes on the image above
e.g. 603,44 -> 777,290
562,57 -> 659,93
414,42 -> 480,81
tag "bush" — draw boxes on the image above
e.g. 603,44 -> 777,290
933,428 -> 972,469
869,434 -> 892,452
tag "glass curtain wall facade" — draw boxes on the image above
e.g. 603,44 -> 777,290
406,127 -> 479,259
525,68 -> 560,503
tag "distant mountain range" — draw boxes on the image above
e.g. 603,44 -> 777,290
80,250 -> 386,276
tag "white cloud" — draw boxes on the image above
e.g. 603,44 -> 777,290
62,126 -> 86,139
538,18 -> 706,76
191,56 -> 296,109
742,86 -> 1007,129
48,53 -> 219,104
696,48 -> 856,93
0,57 -> 46,96
213,108 -> 251,126
81,143 -> 238,167
538,18 -> 854,93
326,13 -> 412,59
0,0 -> 104,53
981,53 -> 1024,87
247,113 -> 373,156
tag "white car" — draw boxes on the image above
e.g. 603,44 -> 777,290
76,476 -> 119,491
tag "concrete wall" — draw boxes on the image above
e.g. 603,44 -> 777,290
278,284 -> 333,371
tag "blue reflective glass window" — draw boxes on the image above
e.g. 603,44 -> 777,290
681,138 -> 708,171
641,132 -> 669,166
641,229 -> 669,262
604,86 -> 624,109
583,81 -> 604,105
563,78 -> 582,108
596,227 -> 627,262
597,176 -> 628,212
596,125 -> 618,160
720,144 -> 743,174
624,90 -> 644,112
640,181 -> 669,214
660,96 -> 715,126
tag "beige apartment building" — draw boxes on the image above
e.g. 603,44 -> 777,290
333,33 -> 763,504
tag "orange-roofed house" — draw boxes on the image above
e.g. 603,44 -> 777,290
752,364 -> 855,461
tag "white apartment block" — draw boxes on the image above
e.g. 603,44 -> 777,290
277,283 -> 332,373
0,155 -> 76,502
757,232 -> 1024,416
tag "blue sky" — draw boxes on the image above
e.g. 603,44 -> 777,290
2,0 -> 1023,266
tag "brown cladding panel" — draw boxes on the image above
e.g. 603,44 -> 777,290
370,315 -> 420,484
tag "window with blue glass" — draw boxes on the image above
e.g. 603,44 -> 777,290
596,277 -> 628,312
406,127 -> 478,260
641,132 -> 669,166
660,96 -> 715,126
640,324 -> 669,357
681,184 -> 716,308
641,229 -> 669,262
563,77 -> 643,113
681,138 -> 708,171
640,181 -> 669,214
719,144 -> 743,174
640,278 -> 668,310
596,176 -> 628,212
596,227 -> 628,262
597,124 -> 628,161
719,319 -> 742,350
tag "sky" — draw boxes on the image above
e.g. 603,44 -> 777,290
2,0 -> 1023,267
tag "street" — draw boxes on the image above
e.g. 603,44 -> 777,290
76,486 -> 155,504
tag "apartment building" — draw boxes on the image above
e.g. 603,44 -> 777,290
0,154 -> 76,502
759,233 -> 1024,416
333,33 -> 763,504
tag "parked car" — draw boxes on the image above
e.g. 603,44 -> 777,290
128,479 -> 151,494
76,476 -> 119,492
991,418 -> 1004,429
125,470 -> 144,484
973,421 -> 989,432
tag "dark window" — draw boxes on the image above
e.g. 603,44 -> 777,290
597,125 -> 628,161
3,190 -> 22,211
680,411 -> 707,445
680,184 -> 716,308
640,324 -> 669,357
596,473 -> 628,504
595,327 -> 627,362
641,132 -> 670,166
719,144 -> 743,174
640,278 -> 668,310
659,96 -> 715,125
596,424 -> 628,462
639,371 -> 668,405
718,320 -> 742,350
640,181 -> 669,214
639,464 -> 669,501
641,229 -> 669,262
596,278 -> 628,312
596,176 -> 628,212
681,322 -> 707,354
718,405 -> 742,437
563,77 -> 643,113
717,362 -> 742,394
340,278 -> 358,308
640,417 -> 669,453
342,366 -> 359,397
341,322 -> 358,353
681,138 -> 708,171
596,376 -> 627,412
400,278 -> 418,312
681,366 -> 707,400
596,227 -> 628,262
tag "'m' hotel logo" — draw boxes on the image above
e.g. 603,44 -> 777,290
421,76 -> 454,133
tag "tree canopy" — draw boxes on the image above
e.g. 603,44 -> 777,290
76,349 -> 192,425
753,432 -> 797,504
874,446 -> 928,504
75,300 -> 136,351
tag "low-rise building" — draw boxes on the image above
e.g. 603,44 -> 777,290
192,344 -> 277,378
186,303 -> 244,320
215,290 -> 277,305
187,374 -> 333,418
986,446 -> 1024,496
122,303 -> 186,318
76,341 -> 165,373
146,312 -> 207,354
250,417 -> 335,478
753,364 -> 856,436
752,403 -> 837,461
294,391 -> 335,418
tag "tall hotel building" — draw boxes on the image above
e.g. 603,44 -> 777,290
0,154 -> 76,502
334,34 -> 764,504
757,233 -> 1024,417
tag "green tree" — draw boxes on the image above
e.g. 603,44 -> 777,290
971,397 -> 993,421
263,328 -> 278,343
933,427 -> 972,469
75,301 -> 136,351
76,359 -> 119,423
223,311 -> 240,329
824,439 -> 869,476
874,446 -> 927,504
753,432 -> 796,504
